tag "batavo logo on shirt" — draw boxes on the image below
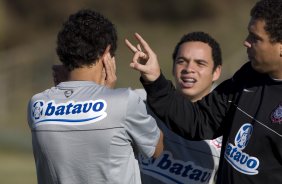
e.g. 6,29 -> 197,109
224,123 -> 259,175
31,100 -> 107,127
138,151 -> 212,184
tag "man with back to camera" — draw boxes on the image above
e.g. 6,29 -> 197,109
27,9 -> 163,184
125,0 -> 282,183
134,32 -> 223,184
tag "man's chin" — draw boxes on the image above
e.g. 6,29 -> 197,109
180,88 -> 194,96
251,61 -> 265,74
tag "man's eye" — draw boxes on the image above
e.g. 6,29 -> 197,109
199,62 -> 207,67
176,60 -> 184,64
248,34 -> 259,43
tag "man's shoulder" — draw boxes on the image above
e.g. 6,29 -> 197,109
104,88 -> 146,107
232,62 -> 265,83
99,87 -> 130,99
133,88 -> 147,100
29,87 -> 54,102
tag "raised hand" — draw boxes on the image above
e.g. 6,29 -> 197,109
125,33 -> 161,83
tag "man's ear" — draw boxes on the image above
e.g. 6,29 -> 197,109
212,65 -> 222,82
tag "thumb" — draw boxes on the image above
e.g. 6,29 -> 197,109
130,62 -> 148,73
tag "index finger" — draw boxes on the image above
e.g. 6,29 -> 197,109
125,39 -> 138,53
134,33 -> 154,55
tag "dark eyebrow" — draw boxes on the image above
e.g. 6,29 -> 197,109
175,57 -> 208,65
249,30 -> 263,40
175,56 -> 188,61
194,59 -> 208,63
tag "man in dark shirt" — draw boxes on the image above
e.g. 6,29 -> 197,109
126,0 -> 282,183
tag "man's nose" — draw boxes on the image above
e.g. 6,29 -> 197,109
244,40 -> 251,48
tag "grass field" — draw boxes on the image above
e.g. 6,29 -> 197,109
0,150 -> 36,184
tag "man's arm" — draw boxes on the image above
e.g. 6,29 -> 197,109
125,90 -> 164,158
125,34 -> 228,140
152,130 -> 163,158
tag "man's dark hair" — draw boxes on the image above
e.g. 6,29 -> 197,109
251,0 -> 282,43
172,31 -> 222,72
56,9 -> 117,70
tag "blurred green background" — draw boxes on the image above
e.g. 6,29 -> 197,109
0,0 -> 256,183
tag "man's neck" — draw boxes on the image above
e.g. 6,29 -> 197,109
68,62 -> 103,84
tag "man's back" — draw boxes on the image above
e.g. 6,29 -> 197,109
28,81 -> 160,184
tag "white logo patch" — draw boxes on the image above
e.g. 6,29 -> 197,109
31,100 -> 107,127
224,123 -> 259,175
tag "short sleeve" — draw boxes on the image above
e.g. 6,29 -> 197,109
124,90 -> 160,158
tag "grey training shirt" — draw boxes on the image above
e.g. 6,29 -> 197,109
27,81 -> 160,184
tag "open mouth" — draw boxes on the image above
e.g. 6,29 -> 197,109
181,77 -> 196,88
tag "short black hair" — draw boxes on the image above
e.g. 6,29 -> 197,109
172,31 -> 222,71
56,9 -> 117,70
251,0 -> 282,43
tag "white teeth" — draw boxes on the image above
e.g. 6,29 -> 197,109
183,78 -> 195,83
